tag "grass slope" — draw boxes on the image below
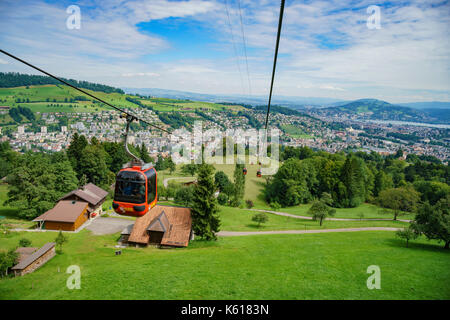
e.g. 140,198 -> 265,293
0,230 -> 448,300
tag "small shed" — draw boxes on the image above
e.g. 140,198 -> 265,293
12,242 -> 55,276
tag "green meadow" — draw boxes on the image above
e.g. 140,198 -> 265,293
0,230 -> 448,300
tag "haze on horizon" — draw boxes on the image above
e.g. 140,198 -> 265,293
0,0 -> 449,104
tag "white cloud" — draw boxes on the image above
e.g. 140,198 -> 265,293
0,0 -> 448,103
122,72 -> 160,77
0,59 -> 7,65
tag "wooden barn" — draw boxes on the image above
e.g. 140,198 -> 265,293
12,242 -> 55,276
121,205 -> 193,248
33,183 -> 108,231
59,183 -> 108,218
33,200 -> 90,231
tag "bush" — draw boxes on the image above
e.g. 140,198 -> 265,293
245,199 -> 254,209
174,186 -> 195,207
19,238 -> 32,247
252,213 -> 268,227
217,193 -> 228,205
270,202 -> 281,211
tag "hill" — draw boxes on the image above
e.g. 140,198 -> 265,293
318,98 -> 449,124
0,72 -> 124,94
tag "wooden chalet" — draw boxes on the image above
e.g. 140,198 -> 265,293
33,200 -> 90,231
59,183 -> 108,217
33,183 -> 108,231
122,205 -> 193,248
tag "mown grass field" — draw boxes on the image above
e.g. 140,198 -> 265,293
142,98 -> 245,113
218,206 -> 409,231
0,230 -> 448,300
273,203 -> 415,220
0,85 -> 141,114
281,124 -> 314,139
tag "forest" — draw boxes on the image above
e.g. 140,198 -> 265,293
0,72 -> 124,94
266,146 -> 449,210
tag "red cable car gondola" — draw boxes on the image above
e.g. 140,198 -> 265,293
112,115 -> 157,217
243,167 -> 247,175
256,169 -> 262,177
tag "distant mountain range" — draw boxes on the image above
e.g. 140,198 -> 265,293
314,99 -> 450,124
122,87 -> 345,107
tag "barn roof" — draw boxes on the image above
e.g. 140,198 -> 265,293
60,183 -> 108,207
15,247 -> 38,263
128,205 -> 192,247
33,200 -> 88,223
12,242 -> 55,271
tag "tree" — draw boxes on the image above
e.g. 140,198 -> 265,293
174,186 -> 195,207
167,157 -> 176,174
378,187 -> 420,220
412,195 -> 450,249
190,164 -> 220,240
6,152 -> 78,219
252,213 -> 268,227
139,143 -> 152,163
181,163 -> 198,176
232,164 -> 245,207
214,171 -> 231,192
77,145 -> 110,188
338,156 -> 366,207
308,194 -> 336,226
396,227 -> 419,248
217,193 -> 228,205
0,249 -> 18,277
246,199 -> 254,209
55,230 -> 68,254
67,133 -> 88,172
19,238 -> 32,247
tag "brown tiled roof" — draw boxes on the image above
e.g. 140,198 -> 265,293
128,205 -> 192,247
60,183 -> 108,207
12,242 -> 55,270
33,200 -> 88,223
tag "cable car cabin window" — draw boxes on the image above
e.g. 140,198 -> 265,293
114,171 -> 146,204
145,168 -> 157,204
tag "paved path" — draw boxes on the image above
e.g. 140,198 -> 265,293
163,177 -> 195,187
85,217 -> 134,235
217,227 -> 401,237
12,217 -> 134,235
249,208 -> 411,223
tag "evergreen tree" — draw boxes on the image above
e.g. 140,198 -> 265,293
77,145 -> 110,188
139,143 -> 152,163
232,164 -> 245,206
190,164 -> 220,240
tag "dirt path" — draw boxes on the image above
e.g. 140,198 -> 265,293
249,208 -> 411,223
217,227 -> 401,237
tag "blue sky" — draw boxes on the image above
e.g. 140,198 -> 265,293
0,0 -> 449,103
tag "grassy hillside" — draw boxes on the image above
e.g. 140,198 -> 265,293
0,85 -> 245,116
323,99 -> 437,123
0,229 -> 448,299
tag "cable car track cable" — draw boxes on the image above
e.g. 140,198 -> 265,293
224,0 -> 246,97
237,0 -> 252,96
264,0 -> 285,130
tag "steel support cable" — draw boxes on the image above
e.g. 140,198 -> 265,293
237,0 -> 252,96
264,0 -> 285,130
224,0 -> 246,97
